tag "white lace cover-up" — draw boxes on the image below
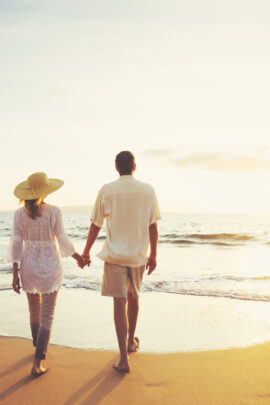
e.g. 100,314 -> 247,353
7,204 -> 75,294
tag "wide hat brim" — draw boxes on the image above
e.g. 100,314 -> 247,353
14,178 -> 64,200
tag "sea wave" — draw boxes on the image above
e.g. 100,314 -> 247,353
0,264 -> 12,273
1,273 -> 268,303
65,231 -> 259,246
66,233 -> 106,240
142,276 -> 270,302
63,281 -> 100,291
159,232 -> 258,246
143,288 -> 270,302
1,282 -> 270,302
2,275 -> 270,302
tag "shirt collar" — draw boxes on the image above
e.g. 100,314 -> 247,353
118,175 -> 135,180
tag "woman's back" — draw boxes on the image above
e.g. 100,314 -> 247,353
15,204 -> 58,242
8,203 -> 75,294
9,172 -> 84,377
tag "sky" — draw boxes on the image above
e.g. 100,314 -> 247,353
1,0 -> 270,213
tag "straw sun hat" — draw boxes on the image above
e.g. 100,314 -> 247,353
14,172 -> 64,200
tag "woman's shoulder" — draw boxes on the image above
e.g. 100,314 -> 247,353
14,206 -> 24,213
42,203 -> 60,211
42,204 -> 61,216
14,207 -> 24,218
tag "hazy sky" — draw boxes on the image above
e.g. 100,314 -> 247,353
1,0 -> 270,212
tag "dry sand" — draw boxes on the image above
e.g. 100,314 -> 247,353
1,336 -> 270,405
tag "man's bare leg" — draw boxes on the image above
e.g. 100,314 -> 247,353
127,293 -> 139,351
113,297 -> 129,370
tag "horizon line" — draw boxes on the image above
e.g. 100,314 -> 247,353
1,205 -> 270,216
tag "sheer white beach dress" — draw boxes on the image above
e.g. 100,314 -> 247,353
7,204 -> 75,294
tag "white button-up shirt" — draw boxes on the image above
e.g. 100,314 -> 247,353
91,175 -> 161,267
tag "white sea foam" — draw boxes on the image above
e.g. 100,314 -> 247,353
0,263 -> 12,273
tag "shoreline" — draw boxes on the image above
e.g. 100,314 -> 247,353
2,332 -> 270,355
2,288 -> 270,353
2,336 -> 270,404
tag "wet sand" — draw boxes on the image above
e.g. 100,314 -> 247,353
3,288 -> 270,353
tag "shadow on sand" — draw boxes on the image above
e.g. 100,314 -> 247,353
0,375 -> 33,401
0,354 -> 33,379
63,356 -> 126,405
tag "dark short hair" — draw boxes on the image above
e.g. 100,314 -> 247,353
115,151 -> 136,175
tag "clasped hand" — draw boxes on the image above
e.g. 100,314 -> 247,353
73,253 -> 91,269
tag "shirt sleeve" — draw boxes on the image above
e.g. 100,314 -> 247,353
150,189 -> 161,225
90,188 -> 105,228
54,208 -> 76,257
7,210 -> 24,263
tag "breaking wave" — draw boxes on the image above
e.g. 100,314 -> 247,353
160,233 -> 257,246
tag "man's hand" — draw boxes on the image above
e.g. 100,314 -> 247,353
73,253 -> 90,269
147,222 -> 158,275
81,223 -> 100,268
12,273 -> 20,294
82,253 -> 91,268
146,255 -> 156,275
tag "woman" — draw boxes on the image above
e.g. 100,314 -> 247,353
8,172 -> 85,377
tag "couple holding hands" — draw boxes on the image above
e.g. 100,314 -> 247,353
9,151 -> 160,377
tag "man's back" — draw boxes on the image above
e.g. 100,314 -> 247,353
82,151 -> 160,373
91,175 -> 160,267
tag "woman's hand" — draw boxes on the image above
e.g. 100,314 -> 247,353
12,273 -> 21,294
72,253 -> 90,269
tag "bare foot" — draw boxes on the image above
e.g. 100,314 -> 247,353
31,365 -> 48,378
113,357 -> 130,373
31,358 -> 48,377
128,337 -> 140,352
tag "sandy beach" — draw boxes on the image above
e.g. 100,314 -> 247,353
1,336 -> 270,405
2,281 -> 270,404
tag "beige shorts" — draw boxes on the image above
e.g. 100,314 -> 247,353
102,262 -> 145,298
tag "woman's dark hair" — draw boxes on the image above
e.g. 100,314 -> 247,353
23,199 -> 42,219
115,151 -> 136,175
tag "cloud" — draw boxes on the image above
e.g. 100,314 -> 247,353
143,149 -> 171,159
144,149 -> 270,171
256,146 -> 270,156
174,153 -> 270,171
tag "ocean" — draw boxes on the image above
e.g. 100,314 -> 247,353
2,211 -> 270,352
1,211 -> 270,301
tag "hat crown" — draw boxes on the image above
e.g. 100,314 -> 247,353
27,172 -> 49,189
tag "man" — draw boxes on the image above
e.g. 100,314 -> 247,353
82,151 -> 160,373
